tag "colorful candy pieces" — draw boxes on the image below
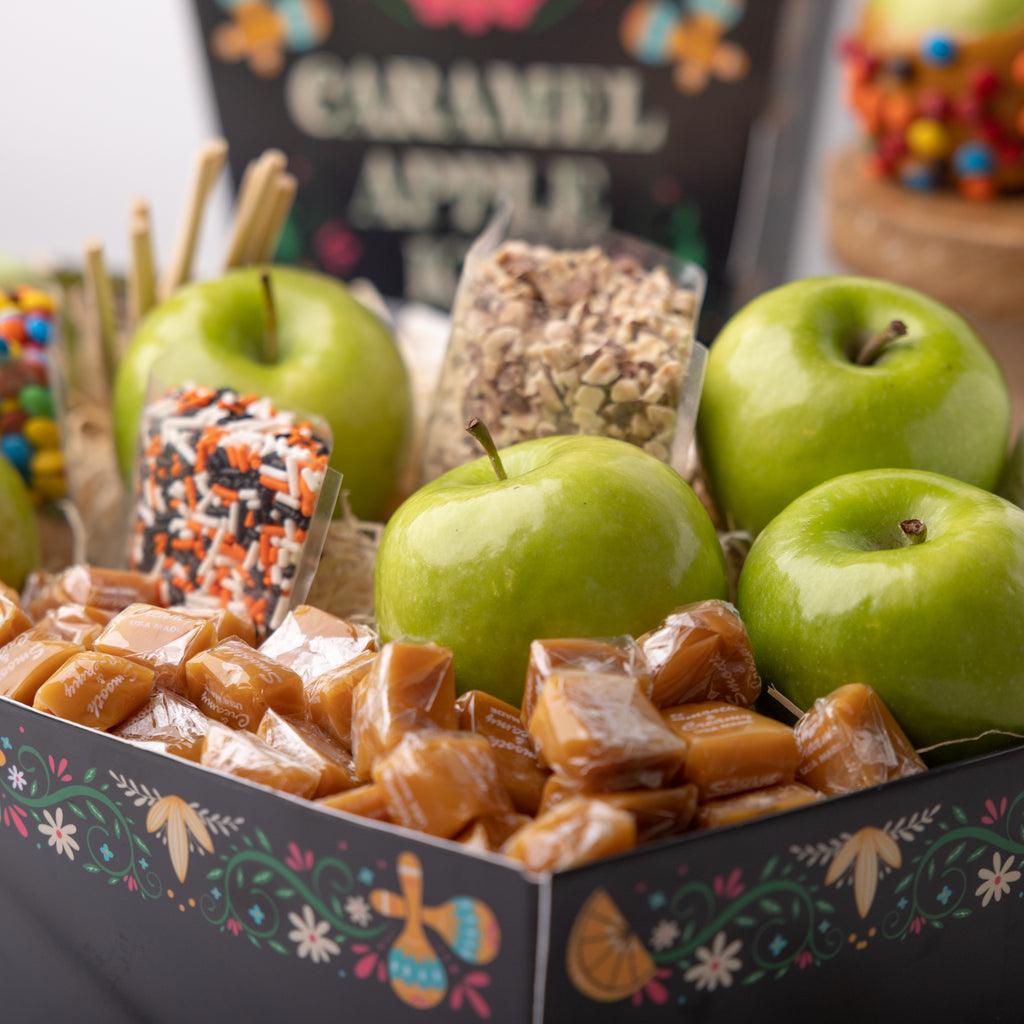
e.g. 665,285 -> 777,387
0,285 -> 63,501
129,385 -> 332,639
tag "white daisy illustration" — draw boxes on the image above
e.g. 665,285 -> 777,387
975,852 -> 1021,908
683,931 -> 742,991
650,918 -> 681,951
38,807 -> 80,860
344,894 -> 373,927
287,904 -> 341,964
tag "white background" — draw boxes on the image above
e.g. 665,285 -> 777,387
1,0 -> 857,290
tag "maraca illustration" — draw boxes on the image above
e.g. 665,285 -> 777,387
621,0 -> 750,94
370,851 -> 501,1009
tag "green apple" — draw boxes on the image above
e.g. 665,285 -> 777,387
0,451 -> 41,591
737,467 -> 1024,761
112,266 -> 413,523
697,276 -> 1010,537
373,428 -> 729,707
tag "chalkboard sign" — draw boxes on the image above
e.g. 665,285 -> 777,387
191,0 -> 828,335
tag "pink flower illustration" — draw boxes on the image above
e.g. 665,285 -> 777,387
404,0 -> 547,34
795,950 -> 814,970
909,916 -> 925,934
2,801 -> 28,838
713,867 -> 745,900
226,917 -> 244,936
631,967 -> 671,1006
982,797 -> 1008,824
449,970 -> 493,1017
285,841 -> 315,872
48,755 -> 72,782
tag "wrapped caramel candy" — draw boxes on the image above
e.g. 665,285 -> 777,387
257,709 -> 360,798
258,604 -> 376,683
695,782 -> 822,830
33,651 -> 155,731
528,670 -> 687,791
317,782 -> 392,822
169,605 -> 257,646
200,722 -> 321,798
28,565 -> 162,620
639,600 -> 761,708
521,636 -> 651,728
0,633 -> 84,704
185,638 -> 304,731
373,730 -> 513,838
95,604 -> 217,694
456,812 -> 532,853
35,603 -> 114,648
351,641 -> 457,780
113,691 -> 217,762
501,795 -> 637,873
0,593 -> 32,647
662,701 -> 800,800
538,774 -> 698,844
304,650 -> 378,751
456,690 -> 549,814
794,683 -> 927,796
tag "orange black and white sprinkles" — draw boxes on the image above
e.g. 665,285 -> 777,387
129,385 -> 332,638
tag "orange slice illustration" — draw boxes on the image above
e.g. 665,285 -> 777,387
566,887 -> 656,1002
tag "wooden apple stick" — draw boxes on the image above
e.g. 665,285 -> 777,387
223,148 -> 288,270
159,137 -> 229,301
83,237 -> 120,390
248,170 -> 297,265
128,196 -> 157,331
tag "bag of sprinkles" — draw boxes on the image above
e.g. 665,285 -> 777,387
129,383 -> 341,639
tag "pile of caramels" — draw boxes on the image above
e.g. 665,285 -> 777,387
0,566 -> 926,873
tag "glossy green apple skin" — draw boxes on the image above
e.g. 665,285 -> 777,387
737,468 -> 1024,759
0,453 -> 41,591
112,266 -> 413,523
374,435 -> 729,707
697,277 -> 1010,537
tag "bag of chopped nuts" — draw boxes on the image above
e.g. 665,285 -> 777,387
420,202 -> 708,484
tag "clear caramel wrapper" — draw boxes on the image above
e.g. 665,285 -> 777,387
456,811 -> 533,854
28,564 -> 162,620
316,782 -> 392,823
35,602 -> 114,648
0,593 -> 32,647
351,641 -> 457,781
662,700 -> 800,801
200,721 -> 321,799
95,603 -> 217,695
33,650 -> 155,731
304,649 -> 379,753
184,638 -> 305,732
113,690 -> 216,762
372,730 -> 513,838
169,605 -> 257,647
538,774 -> 699,845
521,636 -> 651,728
258,604 -> 377,683
794,682 -> 927,796
528,670 -> 687,791
456,689 -> 550,815
695,782 -> 823,830
501,795 -> 637,873
257,709 -> 361,799
0,632 -> 84,705
640,599 -> 761,708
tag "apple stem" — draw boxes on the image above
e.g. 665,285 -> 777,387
466,418 -> 507,481
900,518 -> 926,543
260,271 -> 279,364
856,320 -> 907,366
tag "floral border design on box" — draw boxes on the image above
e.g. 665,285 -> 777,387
0,726 -> 501,1017
569,793 -> 1024,1007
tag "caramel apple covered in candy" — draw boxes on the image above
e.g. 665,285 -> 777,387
840,0 -> 1024,197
